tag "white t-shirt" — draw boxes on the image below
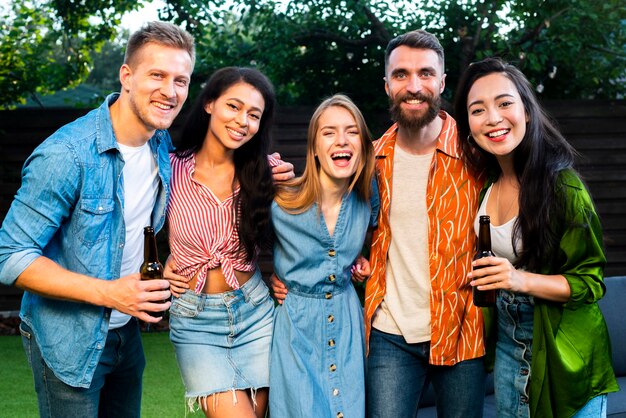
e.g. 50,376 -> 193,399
108,142 -> 159,329
372,147 -> 433,343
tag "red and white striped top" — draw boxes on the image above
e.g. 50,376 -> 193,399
168,153 -> 276,292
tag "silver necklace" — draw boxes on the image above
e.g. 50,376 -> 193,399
496,180 -> 517,221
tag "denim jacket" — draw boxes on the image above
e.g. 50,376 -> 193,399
0,93 -> 172,388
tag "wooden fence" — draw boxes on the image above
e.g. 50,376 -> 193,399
0,100 -> 625,310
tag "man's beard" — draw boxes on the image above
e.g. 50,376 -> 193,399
389,92 -> 441,131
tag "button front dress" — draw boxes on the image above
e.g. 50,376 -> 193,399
269,192 -> 374,418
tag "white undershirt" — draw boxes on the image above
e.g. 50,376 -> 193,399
372,147 -> 433,343
108,142 -> 159,329
474,185 -> 522,264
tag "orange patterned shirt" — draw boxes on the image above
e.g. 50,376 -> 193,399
364,111 -> 485,365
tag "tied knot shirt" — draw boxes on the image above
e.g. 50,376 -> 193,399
168,153 -> 257,291
365,111 -> 486,365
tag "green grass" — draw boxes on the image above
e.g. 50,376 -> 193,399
0,334 -> 37,416
0,332 -> 202,417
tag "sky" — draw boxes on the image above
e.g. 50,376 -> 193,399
0,0 -> 164,32
120,1 -> 165,31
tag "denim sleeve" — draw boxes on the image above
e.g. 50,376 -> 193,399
369,176 -> 380,228
0,140 -> 79,285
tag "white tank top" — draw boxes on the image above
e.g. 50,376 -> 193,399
474,185 -> 521,265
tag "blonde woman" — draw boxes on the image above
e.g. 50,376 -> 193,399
269,94 -> 376,417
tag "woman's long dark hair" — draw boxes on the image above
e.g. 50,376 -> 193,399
453,57 -> 577,271
176,67 -> 276,260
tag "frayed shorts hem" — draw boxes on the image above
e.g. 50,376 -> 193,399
185,385 -> 268,413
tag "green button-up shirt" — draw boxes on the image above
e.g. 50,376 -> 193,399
482,169 -> 618,417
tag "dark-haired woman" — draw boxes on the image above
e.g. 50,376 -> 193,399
454,57 -> 617,418
165,67 -> 278,418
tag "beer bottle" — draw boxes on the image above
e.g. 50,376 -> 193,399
472,215 -> 496,307
140,226 -> 166,317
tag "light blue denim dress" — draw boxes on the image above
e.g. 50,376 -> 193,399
269,192 -> 375,418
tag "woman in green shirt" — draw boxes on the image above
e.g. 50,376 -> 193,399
454,57 -> 618,418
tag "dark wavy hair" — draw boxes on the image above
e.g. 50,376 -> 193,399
453,57 -> 577,271
175,67 -> 276,259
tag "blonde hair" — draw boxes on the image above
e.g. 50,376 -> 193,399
275,94 -> 375,213
125,21 -> 195,68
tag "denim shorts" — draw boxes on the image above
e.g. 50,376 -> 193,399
169,270 -> 274,408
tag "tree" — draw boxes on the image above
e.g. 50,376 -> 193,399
85,31 -> 128,95
159,0 -> 624,117
0,0 -> 142,108
2,0 -> 624,115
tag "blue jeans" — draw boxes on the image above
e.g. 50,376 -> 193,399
20,319 -> 145,418
494,291 -> 608,418
494,291 -> 534,418
366,328 -> 485,418
572,395 -> 607,418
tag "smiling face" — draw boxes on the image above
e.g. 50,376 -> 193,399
204,82 -> 265,152
467,72 -> 528,160
315,106 -> 363,188
121,43 -> 193,135
385,46 -> 445,130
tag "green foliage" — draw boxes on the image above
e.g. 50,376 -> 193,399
1,0 -> 624,112
85,31 -> 128,94
463,0 -> 626,99
164,0 -> 624,121
0,0 -> 141,109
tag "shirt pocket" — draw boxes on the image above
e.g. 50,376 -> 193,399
72,198 -> 115,247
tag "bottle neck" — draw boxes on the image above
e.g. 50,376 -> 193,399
144,233 -> 158,261
477,222 -> 492,253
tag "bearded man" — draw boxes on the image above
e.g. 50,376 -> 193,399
364,29 -> 487,418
